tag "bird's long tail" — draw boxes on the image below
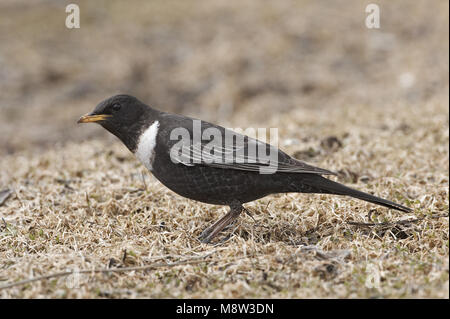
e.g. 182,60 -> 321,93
302,174 -> 412,213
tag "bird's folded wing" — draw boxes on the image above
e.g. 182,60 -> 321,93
169,138 -> 336,175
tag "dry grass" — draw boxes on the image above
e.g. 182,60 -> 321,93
1,95 -> 448,298
0,0 -> 448,298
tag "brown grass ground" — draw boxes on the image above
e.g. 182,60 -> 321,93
1,95 -> 448,298
0,0 -> 448,298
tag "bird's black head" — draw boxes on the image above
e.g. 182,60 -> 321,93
78,94 -> 158,152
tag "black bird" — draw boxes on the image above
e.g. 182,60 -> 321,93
78,95 -> 411,243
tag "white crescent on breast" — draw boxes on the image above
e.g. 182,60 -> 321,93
135,120 -> 159,171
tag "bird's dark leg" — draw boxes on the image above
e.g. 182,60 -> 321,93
242,207 -> 256,223
199,204 -> 243,244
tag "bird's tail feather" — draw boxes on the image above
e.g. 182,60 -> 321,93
303,175 -> 412,213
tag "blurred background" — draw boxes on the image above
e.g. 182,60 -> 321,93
0,0 -> 448,155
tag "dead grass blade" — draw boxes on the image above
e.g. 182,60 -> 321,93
347,213 -> 449,228
0,189 -> 12,206
0,253 -> 216,290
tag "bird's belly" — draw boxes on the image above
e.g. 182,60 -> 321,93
151,160 -> 277,205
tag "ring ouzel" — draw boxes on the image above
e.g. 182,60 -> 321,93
78,95 -> 411,243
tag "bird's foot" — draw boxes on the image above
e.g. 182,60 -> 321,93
198,226 -> 216,244
242,207 -> 256,223
198,205 -> 243,244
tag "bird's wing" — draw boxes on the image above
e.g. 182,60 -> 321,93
169,130 -> 336,175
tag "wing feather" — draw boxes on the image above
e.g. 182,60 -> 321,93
170,136 -> 336,175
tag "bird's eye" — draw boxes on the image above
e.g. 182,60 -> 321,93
112,103 -> 121,112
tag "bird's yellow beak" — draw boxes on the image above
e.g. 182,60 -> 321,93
77,114 -> 112,123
